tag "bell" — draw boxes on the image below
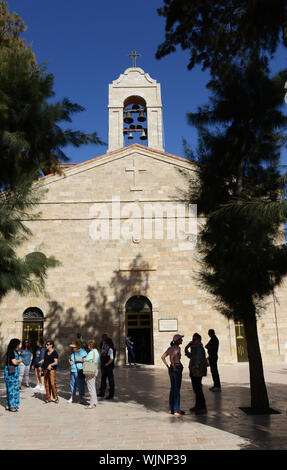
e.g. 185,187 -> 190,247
128,132 -> 133,140
136,124 -> 143,129
129,124 -> 135,129
124,112 -> 133,124
138,110 -> 146,122
140,130 -> 147,140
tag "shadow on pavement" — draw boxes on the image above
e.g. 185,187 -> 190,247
1,366 -> 287,449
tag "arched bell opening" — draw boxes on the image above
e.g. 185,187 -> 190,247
22,307 -> 44,355
123,96 -> 148,146
125,295 -> 154,365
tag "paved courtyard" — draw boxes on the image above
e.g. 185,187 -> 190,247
0,363 -> 287,450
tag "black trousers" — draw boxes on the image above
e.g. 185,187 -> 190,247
209,356 -> 221,388
191,376 -> 206,409
99,366 -> 115,398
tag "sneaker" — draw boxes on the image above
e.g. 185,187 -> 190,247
212,387 -> 221,392
40,385 -> 45,392
33,385 -> 40,391
67,397 -> 73,403
174,411 -> 184,417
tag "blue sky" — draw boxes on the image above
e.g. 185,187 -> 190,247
7,0 -> 287,166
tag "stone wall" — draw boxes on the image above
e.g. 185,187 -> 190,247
0,145 -> 286,367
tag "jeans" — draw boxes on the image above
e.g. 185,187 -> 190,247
168,365 -> 183,413
70,370 -> 85,397
127,348 -> 136,364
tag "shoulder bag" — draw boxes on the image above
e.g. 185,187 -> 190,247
83,350 -> 97,377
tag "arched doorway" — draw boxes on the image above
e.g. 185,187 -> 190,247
22,307 -> 44,355
125,296 -> 154,365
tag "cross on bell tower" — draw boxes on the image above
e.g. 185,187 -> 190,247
128,50 -> 141,68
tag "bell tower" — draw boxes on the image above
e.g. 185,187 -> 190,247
108,52 -> 164,152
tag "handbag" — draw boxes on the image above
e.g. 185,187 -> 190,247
83,350 -> 98,377
8,365 -> 15,375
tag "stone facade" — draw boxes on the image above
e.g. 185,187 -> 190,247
1,144 -> 286,367
1,66 -> 287,367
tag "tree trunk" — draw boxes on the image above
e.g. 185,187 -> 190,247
243,313 -> 270,412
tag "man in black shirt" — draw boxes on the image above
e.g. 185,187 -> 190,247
205,329 -> 221,392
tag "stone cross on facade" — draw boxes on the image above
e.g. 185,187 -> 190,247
128,50 -> 141,68
125,158 -> 146,191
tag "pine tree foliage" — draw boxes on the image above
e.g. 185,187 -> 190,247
0,48 -> 103,189
157,0 -> 287,411
0,181 -> 59,301
157,0 -> 287,75
0,3 -> 103,301
0,1 -> 27,51
188,61 -> 287,411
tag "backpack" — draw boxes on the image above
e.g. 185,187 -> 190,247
105,346 -> 116,369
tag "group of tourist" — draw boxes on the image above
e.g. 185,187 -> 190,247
4,332 -> 116,412
4,329 -> 220,416
161,329 -> 221,416
67,333 -> 116,407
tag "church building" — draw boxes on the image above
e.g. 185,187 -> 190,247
1,62 -> 287,367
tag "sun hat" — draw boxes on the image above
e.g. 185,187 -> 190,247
69,341 -> 80,348
173,334 -> 184,342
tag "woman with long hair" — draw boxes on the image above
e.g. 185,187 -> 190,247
5,338 -> 22,412
18,339 -> 33,389
161,334 -> 185,417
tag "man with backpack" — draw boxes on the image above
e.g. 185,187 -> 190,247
99,337 -> 116,400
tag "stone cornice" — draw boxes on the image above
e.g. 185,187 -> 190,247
38,144 -> 198,187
